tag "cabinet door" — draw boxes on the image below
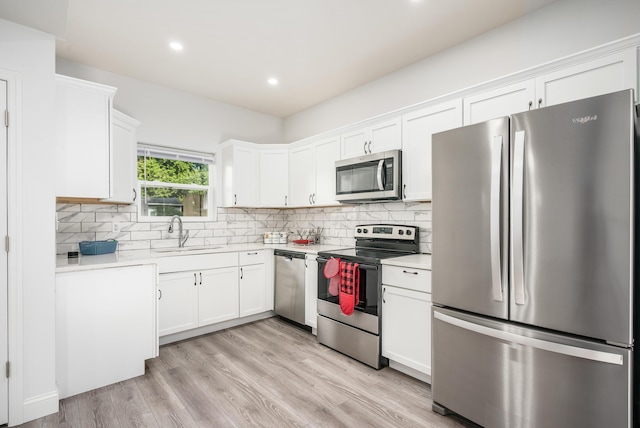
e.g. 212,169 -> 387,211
56,265 -> 157,399
158,271 -> 198,336
402,99 -> 462,201
55,76 -> 115,199
313,136 -> 340,206
369,117 -> 402,153
536,50 -> 637,108
382,285 -> 432,376
259,149 -> 288,207
239,263 -> 267,317
233,146 -> 259,207
104,110 -> 140,203
288,144 -> 315,207
463,80 -> 535,125
199,267 -> 239,326
341,127 -> 369,159
304,255 -> 318,329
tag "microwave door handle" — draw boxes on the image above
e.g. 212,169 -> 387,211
376,159 -> 385,190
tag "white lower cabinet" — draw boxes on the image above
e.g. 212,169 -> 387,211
158,271 -> 199,336
56,264 -> 157,399
304,254 -> 318,330
239,263 -> 267,317
158,250 -> 273,338
382,265 -> 432,381
198,267 -> 239,326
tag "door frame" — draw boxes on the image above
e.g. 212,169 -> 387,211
0,68 -> 24,426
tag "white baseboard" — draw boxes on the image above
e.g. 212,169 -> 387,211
22,390 -> 59,424
159,311 -> 275,346
389,360 -> 431,384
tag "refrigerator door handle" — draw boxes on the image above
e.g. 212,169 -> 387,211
434,311 -> 624,365
490,136 -> 504,302
512,130 -> 526,305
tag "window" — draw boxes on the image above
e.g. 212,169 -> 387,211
137,145 -> 215,220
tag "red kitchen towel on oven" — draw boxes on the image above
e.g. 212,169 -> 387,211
339,261 -> 360,316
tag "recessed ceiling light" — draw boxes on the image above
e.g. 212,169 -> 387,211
268,78 -> 279,86
169,42 -> 183,51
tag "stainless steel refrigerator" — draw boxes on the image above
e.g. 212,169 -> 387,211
431,89 -> 637,428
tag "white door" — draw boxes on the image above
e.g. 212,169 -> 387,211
0,79 -> 8,424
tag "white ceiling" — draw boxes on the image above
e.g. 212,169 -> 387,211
1,0 -> 558,118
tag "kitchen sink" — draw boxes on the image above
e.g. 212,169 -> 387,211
152,246 -> 220,253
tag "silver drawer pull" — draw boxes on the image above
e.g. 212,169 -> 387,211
247,252 -> 258,255
403,270 -> 419,275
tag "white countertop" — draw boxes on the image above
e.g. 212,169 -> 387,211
381,253 -> 431,270
56,242 -> 350,273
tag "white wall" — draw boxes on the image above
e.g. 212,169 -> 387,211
0,18 -> 57,423
56,58 -> 284,151
283,0 -> 640,142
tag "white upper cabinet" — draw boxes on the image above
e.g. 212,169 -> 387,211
536,50 -> 637,108
288,143 -> 315,207
401,99 -> 462,201
104,110 -> 140,204
313,135 -> 341,206
341,117 -> 401,159
289,135 -> 340,207
259,148 -> 288,207
221,141 -> 259,207
55,75 -> 116,199
463,80 -> 536,125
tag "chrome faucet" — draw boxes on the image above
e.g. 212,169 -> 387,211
168,215 -> 190,247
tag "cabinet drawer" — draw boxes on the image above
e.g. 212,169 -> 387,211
239,249 -> 267,266
382,265 -> 431,293
157,252 -> 238,273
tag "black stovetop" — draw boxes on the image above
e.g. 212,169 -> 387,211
318,247 -> 414,265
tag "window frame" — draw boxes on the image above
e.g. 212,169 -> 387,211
137,144 -> 216,223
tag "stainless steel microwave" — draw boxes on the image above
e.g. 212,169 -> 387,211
335,150 -> 402,203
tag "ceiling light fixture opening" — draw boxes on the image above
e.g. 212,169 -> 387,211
169,42 -> 184,51
268,78 -> 279,86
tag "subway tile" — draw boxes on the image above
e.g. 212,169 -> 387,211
58,212 -> 95,223
81,223 -> 112,233
95,212 -> 131,222
81,204 -> 118,213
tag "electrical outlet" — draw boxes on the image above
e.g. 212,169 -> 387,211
112,223 -> 121,233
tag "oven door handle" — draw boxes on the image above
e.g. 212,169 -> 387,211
317,257 -> 379,271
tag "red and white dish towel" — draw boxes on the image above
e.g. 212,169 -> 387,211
339,261 -> 360,316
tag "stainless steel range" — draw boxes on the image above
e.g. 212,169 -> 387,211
316,224 -> 419,368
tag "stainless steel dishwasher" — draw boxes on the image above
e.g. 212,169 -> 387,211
274,249 -> 306,325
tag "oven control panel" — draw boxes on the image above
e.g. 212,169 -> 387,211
354,224 -> 418,241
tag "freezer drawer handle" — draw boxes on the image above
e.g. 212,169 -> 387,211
490,135 -> 504,302
434,311 -> 624,365
512,130 -> 526,305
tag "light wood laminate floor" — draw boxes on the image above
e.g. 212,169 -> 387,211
16,317 -> 474,428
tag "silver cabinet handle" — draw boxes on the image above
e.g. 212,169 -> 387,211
382,287 -> 386,303
376,159 -> 385,191
247,252 -> 258,255
538,98 -> 543,108
285,195 -> 287,206
194,273 -> 197,285
199,272 -> 202,285
363,141 -> 367,154
403,184 -> 406,199
240,267 -> 243,279
234,194 -> 237,205
402,270 -> 418,275
133,188 -> 137,202
309,194 -> 312,205
528,100 -> 533,111
312,193 -> 316,204
158,289 -> 162,300
367,141 -> 372,153
490,135 -> 504,302
512,131 -> 526,305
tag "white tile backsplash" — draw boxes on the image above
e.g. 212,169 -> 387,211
55,202 -> 432,255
